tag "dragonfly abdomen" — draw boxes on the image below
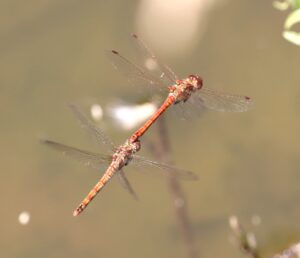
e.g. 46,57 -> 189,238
129,95 -> 175,143
73,164 -> 116,216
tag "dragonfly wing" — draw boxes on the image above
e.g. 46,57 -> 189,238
131,33 -> 179,83
67,103 -> 116,150
107,49 -> 167,90
117,169 -> 138,200
192,87 -> 254,112
41,139 -> 111,170
131,155 -> 198,181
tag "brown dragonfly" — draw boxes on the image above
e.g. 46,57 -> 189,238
42,104 -> 198,216
108,34 -> 253,144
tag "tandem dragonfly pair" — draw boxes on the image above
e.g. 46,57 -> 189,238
42,34 -> 253,216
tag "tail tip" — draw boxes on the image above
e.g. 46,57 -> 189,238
73,210 -> 79,217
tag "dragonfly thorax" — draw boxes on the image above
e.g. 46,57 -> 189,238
112,140 -> 141,166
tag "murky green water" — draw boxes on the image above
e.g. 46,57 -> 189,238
1,1 -> 300,258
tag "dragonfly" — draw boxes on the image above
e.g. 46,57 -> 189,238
109,34 -> 253,143
42,104 -> 198,216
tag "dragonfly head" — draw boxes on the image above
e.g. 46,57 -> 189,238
188,75 -> 203,90
131,140 -> 141,153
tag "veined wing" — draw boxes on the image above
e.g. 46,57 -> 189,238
192,87 -> 254,112
41,139 -> 111,170
117,169 -> 138,200
132,155 -> 198,181
108,49 -> 167,90
131,33 -> 179,83
67,103 -> 116,150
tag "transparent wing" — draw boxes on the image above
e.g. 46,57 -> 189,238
117,169 -> 138,200
107,49 -> 167,90
131,33 -> 179,83
67,103 -> 116,150
172,98 -> 205,121
132,155 -> 198,181
191,87 -> 254,112
41,139 -> 111,170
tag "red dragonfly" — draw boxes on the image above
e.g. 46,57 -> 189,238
109,34 -> 253,143
42,104 -> 197,216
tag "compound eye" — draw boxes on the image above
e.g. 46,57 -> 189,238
189,74 -> 203,88
134,140 -> 141,151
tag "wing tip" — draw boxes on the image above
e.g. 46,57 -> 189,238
131,33 -> 138,39
111,49 -> 119,55
39,137 -> 51,145
242,95 -> 254,112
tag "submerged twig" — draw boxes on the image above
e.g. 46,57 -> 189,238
152,115 -> 197,258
